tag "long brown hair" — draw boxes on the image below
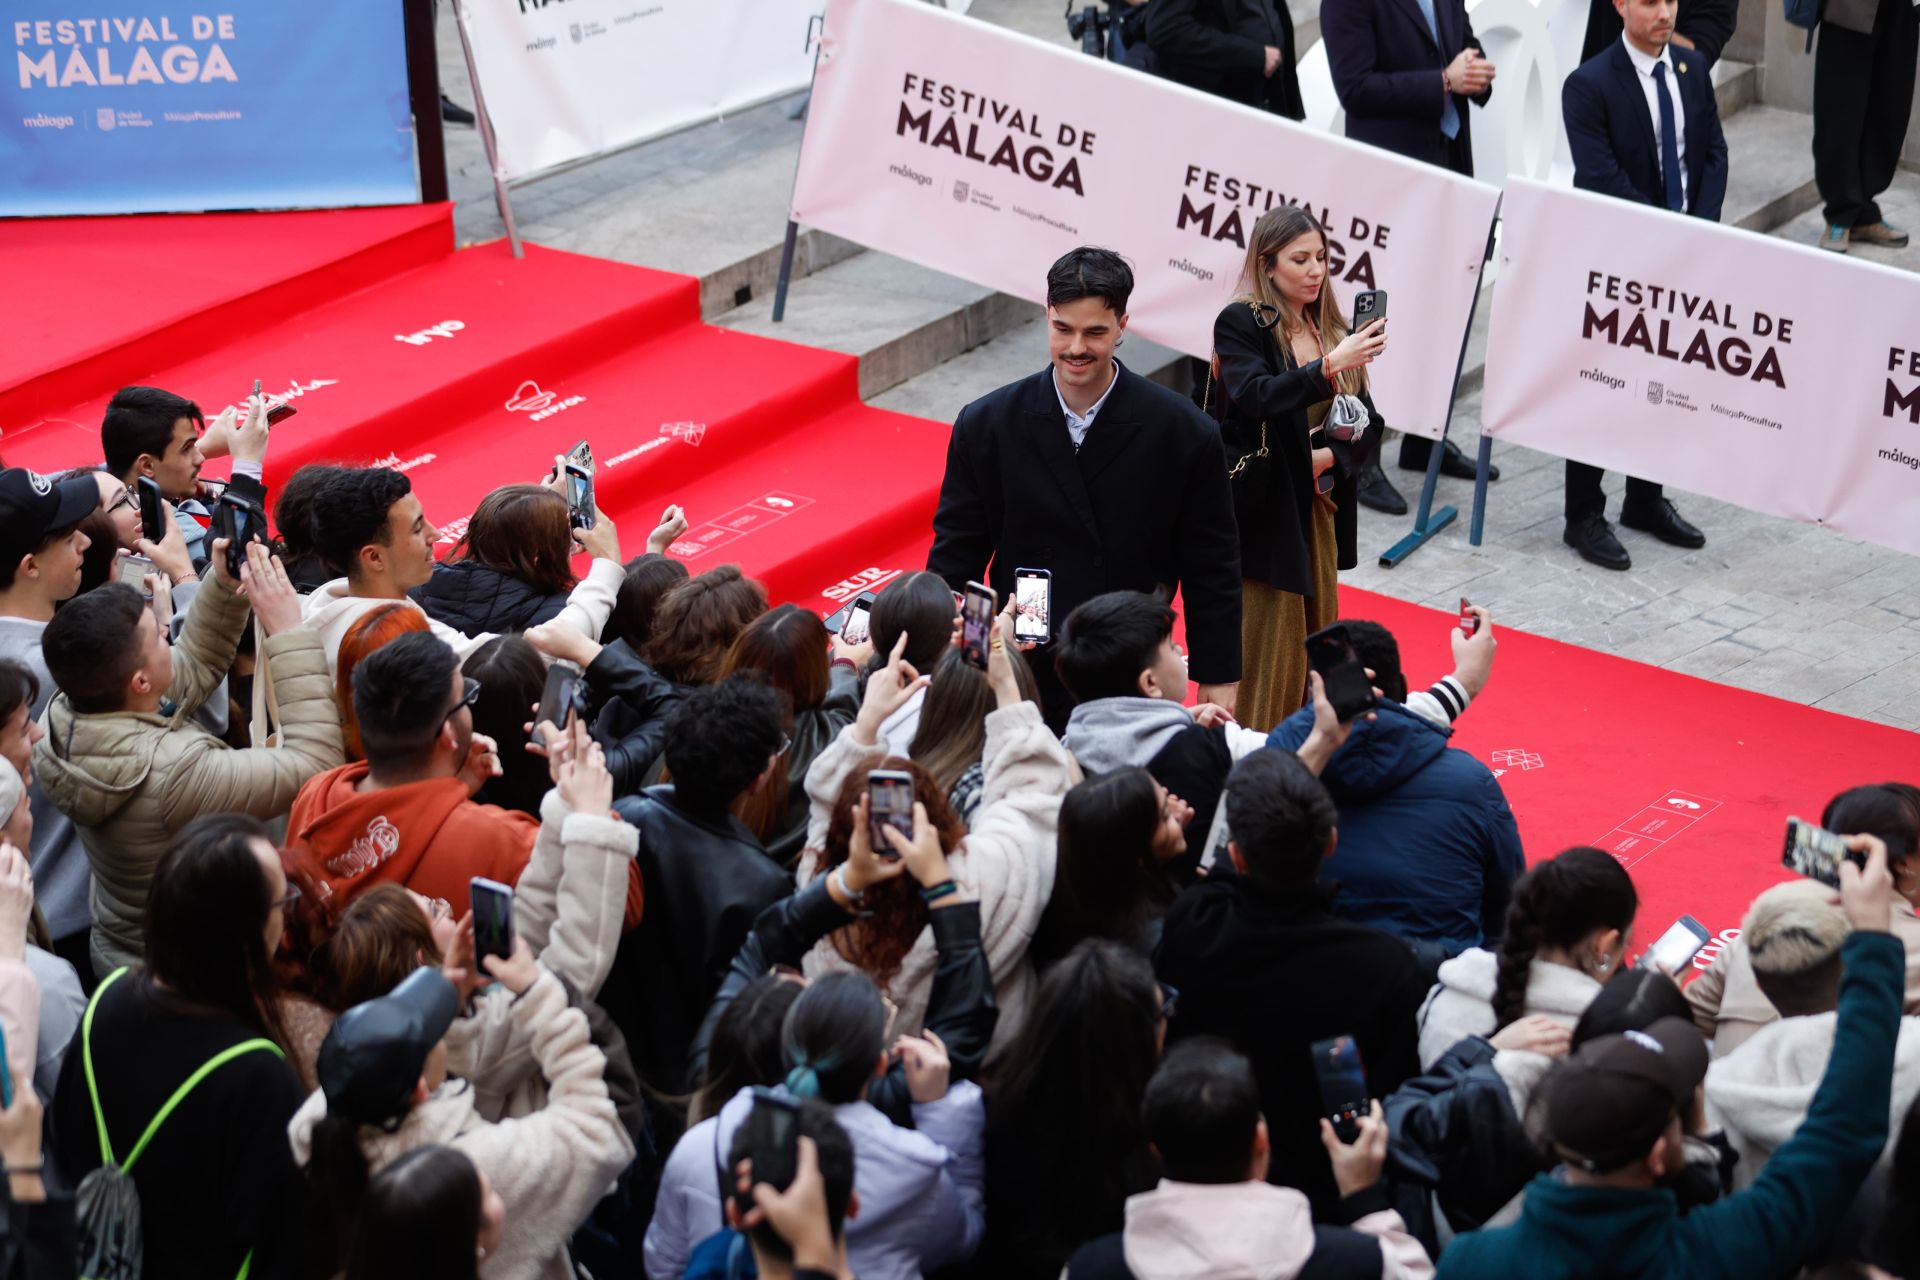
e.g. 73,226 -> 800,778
647,565 -> 768,687
909,646 -> 1042,795
313,884 -> 444,1013
719,605 -> 831,844
813,759 -> 966,989
1235,206 -> 1366,396
453,484 -> 576,596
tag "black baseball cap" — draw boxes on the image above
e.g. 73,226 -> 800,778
1546,1017 -> 1710,1173
317,967 -> 459,1126
0,468 -> 98,571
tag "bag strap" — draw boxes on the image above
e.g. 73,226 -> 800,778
81,966 -> 284,1174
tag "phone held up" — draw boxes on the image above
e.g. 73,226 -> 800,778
1782,816 -> 1862,889
1311,1034 -> 1369,1144
867,769 -> 916,859
114,551 -> 155,592
1459,597 -> 1480,636
1013,567 -> 1052,646
137,475 -> 166,545
960,581 -> 996,670
1305,622 -> 1378,723
1639,915 -> 1712,972
824,590 -> 878,646
254,378 -> 297,427
212,492 -> 264,580
470,877 -> 516,967
536,659 -> 586,747
1352,289 -> 1388,332
736,1087 -> 802,1215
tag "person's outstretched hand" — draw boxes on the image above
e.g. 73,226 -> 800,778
646,505 -> 689,555
239,541 -> 303,637
854,634 -> 929,745
895,1029 -> 952,1103
525,618 -> 602,670
1451,605 -> 1496,698
734,1137 -> 838,1271
573,508 -> 620,563
836,795 -> 911,907
456,732 -> 503,797
480,934 -> 539,996
986,604 -> 1022,707
1491,1014 -> 1572,1057
555,718 -> 613,814
881,800 -> 958,897
136,499 -> 195,585
1319,1099 -> 1389,1198
0,843 -> 32,962
440,914 -> 484,1007
1841,833 -> 1893,934
229,392 -> 272,467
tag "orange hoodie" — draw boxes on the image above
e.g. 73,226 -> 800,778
288,762 -> 538,909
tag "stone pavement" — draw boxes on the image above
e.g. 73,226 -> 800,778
430,8 -> 1920,733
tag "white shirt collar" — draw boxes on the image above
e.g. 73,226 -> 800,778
1620,33 -> 1674,79
1053,357 -> 1122,432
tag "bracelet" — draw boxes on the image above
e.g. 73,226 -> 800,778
831,865 -> 866,905
918,879 -> 959,903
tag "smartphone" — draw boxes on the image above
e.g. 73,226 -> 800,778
1013,567 -> 1052,645
867,769 -> 916,858
137,475 -> 166,544
1352,289 -> 1388,331
960,581 -> 995,670
535,659 -> 586,746
841,594 -> 875,646
212,491 -> 262,580
1305,623 -> 1379,722
470,877 -> 516,967
1459,597 -> 1480,636
114,551 -> 155,590
1311,1034 -> 1369,1144
1639,915 -> 1712,972
563,462 -> 596,531
1783,816 -> 1861,889
736,1087 -> 801,1214
565,439 -> 595,474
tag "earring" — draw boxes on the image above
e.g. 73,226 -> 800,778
1595,957 -> 1610,974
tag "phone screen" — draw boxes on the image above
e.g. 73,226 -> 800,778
961,583 -> 995,669
1305,624 -> 1378,722
536,660 -> 585,745
1013,569 -> 1051,644
1783,816 -> 1858,889
842,598 -> 873,646
868,770 -> 915,857
564,464 -> 595,530
470,877 -> 516,965
115,551 -> 154,589
1311,1034 -> 1368,1144
1642,915 -> 1711,972
738,1088 -> 801,1212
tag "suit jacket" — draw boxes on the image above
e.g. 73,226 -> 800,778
1564,38 -> 1728,222
1211,301 -> 1379,595
1581,0 -> 1738,68
928,363 -> 1244,686
1323,0 -> 1492,174
1146,0 -> 1305,120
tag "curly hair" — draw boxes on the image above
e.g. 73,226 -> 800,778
1491,847 -> 1638,1031
645,564 -> 767,687
813,758 -> 966,990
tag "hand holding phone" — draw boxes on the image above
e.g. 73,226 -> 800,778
535,660 -> 586,749
1013,568 -> 1052,645
1311,1034 -> 1370,1144
867,770 -> 916,859
1351,289 -> 1388,333
1783,817 -> 1862,889
563,463 -> 596,531
137,476 -> 167,545
1305,624 -> 1379,723
1639,915 -> 1711,973
736,1088 -> 802,1218
469,877 -> 516,968
960,583 -> 995,670
212,492 -> 264,581
1459,597 -> 1480,636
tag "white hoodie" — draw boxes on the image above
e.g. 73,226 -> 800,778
1705,1012 -> 1920,1189
1417,950 -> 1603,1117
1086,1180 -> 1432,1280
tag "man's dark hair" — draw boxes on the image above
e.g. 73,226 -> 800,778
352,631 -> 459,769
310,468 -> 413,580
0,659 -> 39,725
102,385 -> 203,480
1054,591 -> 1176,704
1143,1038 -> 1264,1184
663,677 -> 783,815
0,520 -> 84,594
1224,748 -> 1338,886
726,1099 -> 855,1263
1046,246 -> 1133,315
1341,620 -> 1407,703
42,584 -> 149,714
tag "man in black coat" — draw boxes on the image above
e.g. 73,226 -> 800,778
928,247 -> 1244,728
1560,0 -> 1724,570
1322,0 -> 1499,510
1146,0 -> 1304,120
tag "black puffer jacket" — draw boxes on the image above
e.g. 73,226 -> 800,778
411,559 -> 570,637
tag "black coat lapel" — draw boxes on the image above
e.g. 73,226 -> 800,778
1611,40 -> 1659,161
1022,373 -> 1101,539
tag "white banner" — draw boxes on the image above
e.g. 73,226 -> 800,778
457,0 -> 825,181
1482,179 -> 1920,556
788,0 -> 1501,438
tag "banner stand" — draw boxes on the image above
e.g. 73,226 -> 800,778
1379,202 -> 1500,569
772,16 -> 827,325
451,0 -> 524,259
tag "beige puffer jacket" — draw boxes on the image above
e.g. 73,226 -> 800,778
33,573 -> 343,973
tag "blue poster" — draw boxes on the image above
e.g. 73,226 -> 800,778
2,2 -> 419,216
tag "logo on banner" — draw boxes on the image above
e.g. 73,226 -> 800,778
895,75 -> 1092,196
504,380 -> 585,422
570,23 -> 583,43
953,181 -> 968,203
396,321 -> 465,347
1646,380 -> 1663,404
1581,273 -> 1791,388
96,107 -> 115,131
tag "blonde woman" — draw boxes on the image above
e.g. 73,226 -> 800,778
1208,206 -> 1389,730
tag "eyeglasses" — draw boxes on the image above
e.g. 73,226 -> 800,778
106,490 -> 137,516
425,897 -> 453,923
443,676 -> 481,729
1157,982 -> 1180,1022
276,884 -> 304,914
775,733 -> 792,757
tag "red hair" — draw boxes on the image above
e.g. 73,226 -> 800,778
335,604 -> 432,760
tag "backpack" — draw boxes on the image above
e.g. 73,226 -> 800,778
75,968 -> 284,1280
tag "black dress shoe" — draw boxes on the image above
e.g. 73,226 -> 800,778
1620,498 -> 1706,549
1355,462 -> 1408,516
1399,438 -> 1499,481
441,95 -> 477,126
1564,515 -> 1631,570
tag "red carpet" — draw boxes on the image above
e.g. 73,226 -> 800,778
2,207 -> 1909,969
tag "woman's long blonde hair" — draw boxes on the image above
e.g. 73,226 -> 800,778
1234,206 -> 1367,397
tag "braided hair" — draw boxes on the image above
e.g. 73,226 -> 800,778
1491,848 -> 1639,1031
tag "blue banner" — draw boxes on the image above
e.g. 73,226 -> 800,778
3,2 -> 419,216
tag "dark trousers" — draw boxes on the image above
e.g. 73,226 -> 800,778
1813,3 -> 1919,228
1565,461 -> 1662,524
1398,129 -> 1475,471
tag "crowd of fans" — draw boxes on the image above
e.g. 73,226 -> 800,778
0,384 -> 1914,1280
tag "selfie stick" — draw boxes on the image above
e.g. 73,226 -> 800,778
1379,198 -> 1500,568
449,0 -> 524,259
772,15 -> 829,324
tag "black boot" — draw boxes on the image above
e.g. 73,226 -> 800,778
441,95 -> 476,126
1355,463 -> 1408,516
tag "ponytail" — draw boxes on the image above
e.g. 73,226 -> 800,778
1491,848 -> 1638,1031
305,1111 -> 375,1279
779,972 -> 888,1105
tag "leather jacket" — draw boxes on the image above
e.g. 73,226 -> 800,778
688,877 -> 999,1129
765,664 -> 860,865
583,640 -> 686,798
